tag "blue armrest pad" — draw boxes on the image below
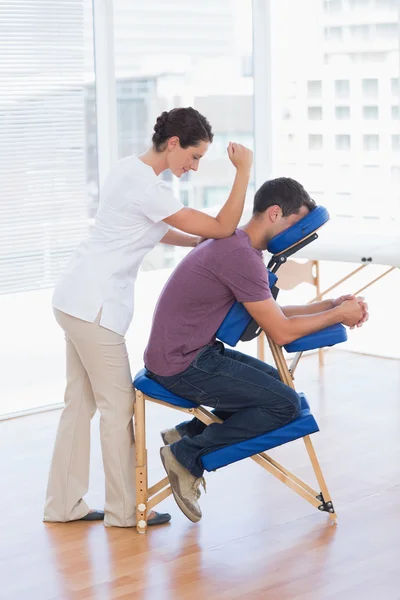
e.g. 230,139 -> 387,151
201,393 -> 319,472
216,271 -> 278,347
216,302 -> 253,347
284,323 -> 347,353
267,206 -> 330,255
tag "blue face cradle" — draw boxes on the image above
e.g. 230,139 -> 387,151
267,205 -> 330,256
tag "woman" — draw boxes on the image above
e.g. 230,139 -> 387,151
44,107 -> 253,527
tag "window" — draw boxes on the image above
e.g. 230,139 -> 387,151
335,80 -> 350,99
116,78 -> 156,159
363,165 -> 379,183
1,0 -> 256,418
333,164 -> 352,190
242,55 -> 253,77
324,0 -> 342,11
377,0 -> 397,8
308,134 -> 323,150
392,135 -> 400,151
363,135 -> 380,151
306,164 -> 324,188
376,24 -> 397,40
0,0 -> 97,416
180,190 -> 190,207
308,107 -> 323,120
350,25 -> 371,40
363,106 -> 379,120
391,166 -> 400,181
335,135 -> 351,150
210,132 -> 254,158
351,52 -> 387,64
202,187 -> 231,208
335,192 -> 352,215
324,26 -> 343,41
272,0 -> 400,360
308,80 -> 322,98
362,79 -> 379,99
335,106 -> 350,119
348,0 -> 371,7
309,191 -> 324,204
112,0 -> 254,273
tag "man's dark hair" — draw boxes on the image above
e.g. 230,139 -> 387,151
253,177 -> 316,217
152,107 -> 214,151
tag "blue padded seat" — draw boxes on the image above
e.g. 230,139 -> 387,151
134,368 -> 197,409
267,205 -> 330,256
284,323 -> 347,353
133,369 -> 319,472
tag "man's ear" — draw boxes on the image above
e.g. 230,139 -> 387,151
268,205 -> 281,223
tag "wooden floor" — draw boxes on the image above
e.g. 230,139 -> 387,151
1,350 -> 400,600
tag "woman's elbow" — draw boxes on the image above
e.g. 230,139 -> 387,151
213,218 -> 236,238
218,225 -> 236,238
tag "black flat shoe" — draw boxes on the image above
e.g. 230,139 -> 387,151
147,512 -> 171,526
78,510 -> 105,521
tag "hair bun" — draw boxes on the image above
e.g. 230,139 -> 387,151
154,111 -> 169,135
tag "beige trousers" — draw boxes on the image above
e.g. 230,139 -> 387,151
43,308 -> 136,527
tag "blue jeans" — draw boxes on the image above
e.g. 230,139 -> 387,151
147,342 -> 301,477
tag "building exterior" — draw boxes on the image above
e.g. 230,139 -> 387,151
277,0 -> 400,220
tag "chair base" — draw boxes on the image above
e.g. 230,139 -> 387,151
133,389 -> 336,534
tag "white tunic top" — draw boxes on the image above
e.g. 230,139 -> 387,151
52,155 -> 183,336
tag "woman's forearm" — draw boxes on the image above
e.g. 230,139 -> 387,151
159,228 -> 198,247
214,168 -> 251,236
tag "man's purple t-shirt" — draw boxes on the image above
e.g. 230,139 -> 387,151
144,229 -> 272,376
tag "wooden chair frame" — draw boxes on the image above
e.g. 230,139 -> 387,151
133,337 -> 336,534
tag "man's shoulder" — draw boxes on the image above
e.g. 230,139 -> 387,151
209,230 -> 262,262
179,230 -> 262,277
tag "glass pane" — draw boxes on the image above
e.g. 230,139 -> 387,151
113,0 -> 254,272
0,0 -> 98,417
271,0 -> 400,360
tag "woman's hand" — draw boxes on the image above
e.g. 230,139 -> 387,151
227,142 -> 253,173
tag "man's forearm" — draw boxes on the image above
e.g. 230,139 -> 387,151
281,307 -> 342,344
281,299 -> 334,318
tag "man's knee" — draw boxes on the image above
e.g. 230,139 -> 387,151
258,387 -> 301,429
286,388 -> 301,419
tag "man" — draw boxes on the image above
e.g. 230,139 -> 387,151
144,177 -> 368,523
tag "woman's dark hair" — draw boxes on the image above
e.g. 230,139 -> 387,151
253,177 -> 316,217
152,107 -> 213,151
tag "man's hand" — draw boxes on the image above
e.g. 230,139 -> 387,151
350,296 -> 369,329
332,294 -> 369,329
337,298 -> 363,328
332,294 -> 355,308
